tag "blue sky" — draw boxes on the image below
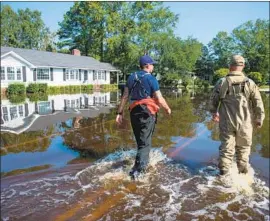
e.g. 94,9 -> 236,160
2,1 -> 269,45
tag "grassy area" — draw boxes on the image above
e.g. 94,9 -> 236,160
259,85 -> 269,89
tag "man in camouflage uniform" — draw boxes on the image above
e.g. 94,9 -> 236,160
210,55 -> 265,177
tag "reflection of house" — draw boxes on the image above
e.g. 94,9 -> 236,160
1,92 -> 114,134
1,47 -> 121,88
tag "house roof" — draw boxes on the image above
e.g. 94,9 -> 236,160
1,46 -> 120,71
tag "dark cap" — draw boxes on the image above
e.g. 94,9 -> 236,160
139,55 -> 157,66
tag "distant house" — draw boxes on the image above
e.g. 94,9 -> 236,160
1,47 -> 121,88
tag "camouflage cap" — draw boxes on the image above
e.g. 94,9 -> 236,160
229,55 -> 245,66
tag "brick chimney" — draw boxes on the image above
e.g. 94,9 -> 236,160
72,49 -> 81,56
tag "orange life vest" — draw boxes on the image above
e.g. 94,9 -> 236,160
129,98 -> 160,115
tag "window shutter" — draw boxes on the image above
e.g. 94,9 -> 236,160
35,102 -> 38,113
24,103 -> 29,117
51,100 -> 55,113
0,108 -> 4,124
84,70 -> 88,80
79,69 -> 81,81
64,99 -> 67,111
93,71 -> 96,80
84,97 -> 88,108
105,71 -> 107,81
22,66 -> 27,82
80,97 -> 82,108
63,68 -> 66,81
50,68 -> 53,81
33,68 -> 37,81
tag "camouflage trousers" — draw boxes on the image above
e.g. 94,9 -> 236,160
218,123 -> 253,173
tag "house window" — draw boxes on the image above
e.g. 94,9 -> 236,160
19,105 -> 24,117
7,67 -> 15,80
70,70 -> 75,80
93,71 -> 97,80
37,68 -> 50,80
1,67 -> 5,80
38,101 -> 51,114
65,69 -> 79,80
65,70 -> 69,80
16,67 -> 22,80
10,106 -> 18,120
98,71 -> 101,80
2,107 -> 9,121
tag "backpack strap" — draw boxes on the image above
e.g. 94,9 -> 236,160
219,76 -> 250,99
129,72 -> 149,99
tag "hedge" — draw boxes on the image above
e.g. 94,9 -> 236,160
8,94 -> 26,104
7,83 -> 26,95
26,83 -> 48,93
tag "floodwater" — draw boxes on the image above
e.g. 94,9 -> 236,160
1,90 -> 269,221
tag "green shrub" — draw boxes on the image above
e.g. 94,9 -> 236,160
182,77 -> 192,89
8,94 -> 26,104
202,80 -> 210,89
27,93 -> 48,102
248,72 -> 263,85
161,73 -> 180,87
7,83 -> 26,95
195,78 -> 203,89
38,83 -> 48,93
213,68 -> 229,85
26,83 -> 48,93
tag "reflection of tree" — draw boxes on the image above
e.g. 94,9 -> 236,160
253,93 -> 269,157
63,113 -> 134,159
153,94 -> 199,149
205,121 -> 220,141
192,91 -> 211,122
0,127 -> 54,156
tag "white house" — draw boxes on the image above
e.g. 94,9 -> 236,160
0,47 -> 121,88
1,92 -> 115,134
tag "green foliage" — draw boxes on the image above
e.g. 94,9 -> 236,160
213,68 -> 229,85
202,80 -> 210,89
182,76 -> 192,88
195,78 -> 204,89
81,85 -> 94,91
208,31 -> 235,69
7,83 -> 25,95
208,19 -> 269,83
100,84 -> 118,91
26,83 -> 48,93
232,19 -> 269,81
248,72 -> 263,85
27,93 -> 48,102
160,73 -> 180,87
1,5 -> 52,50
57,2 -> 179,74
8,94 -> 26,104
195,46 -> 215,83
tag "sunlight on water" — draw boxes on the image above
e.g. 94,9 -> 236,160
1,148 -> 269,220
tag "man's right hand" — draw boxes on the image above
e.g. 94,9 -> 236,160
116,114 -> 123,125
212,113 -> 219,122
255,119 -> 262,128
166,108 -> 171,115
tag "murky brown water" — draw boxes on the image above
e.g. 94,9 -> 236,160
1,90 -> 269,220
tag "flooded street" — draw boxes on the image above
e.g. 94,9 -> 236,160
1,90 -> 269,220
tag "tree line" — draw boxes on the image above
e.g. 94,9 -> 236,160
1,3 -> 269,85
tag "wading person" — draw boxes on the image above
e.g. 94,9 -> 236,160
210,55 -> 265,186
116,55 -> 171,179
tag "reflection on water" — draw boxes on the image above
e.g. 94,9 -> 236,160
0,89 -> 269,220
